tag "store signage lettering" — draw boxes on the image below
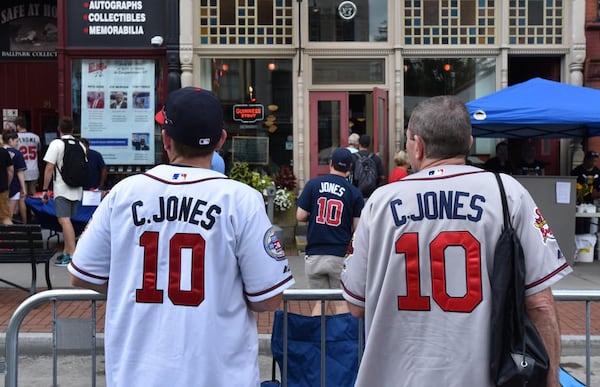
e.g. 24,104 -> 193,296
233,104 -> 265,123
0,1 -> 57,60
68,0 -> 165,46
83,1 -> 145,36
0,4 -> 56,24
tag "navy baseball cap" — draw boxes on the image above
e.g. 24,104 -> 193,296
585,151 -> 599,160
331,147 -> 353,172
155,87 -> 223,148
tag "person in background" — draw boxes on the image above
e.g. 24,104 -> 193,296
3,130 -> 26,223
516,142 -> 545,175
571,150 -> 600,204
42,117 -> 85,267
388,150 -> 410,183
80,138 -> 107,190
484,141 -> 513,174
351,134 -> 386,198
211,150 -> 225,173
297,147 -> 364,315
68,87 -> 294,386
15,116 -> 40,223
347,133 -> 360,154
0,136 -> 14,224
341,95 -> 571,386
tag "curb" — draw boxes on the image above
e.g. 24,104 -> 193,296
2,333 -> 599,357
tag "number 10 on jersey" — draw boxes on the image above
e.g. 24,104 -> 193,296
136,231 -> 206,307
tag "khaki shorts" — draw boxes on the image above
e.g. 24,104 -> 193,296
0,191 -> 10,222
305,254 -> 345,289
25,180 -> 38,196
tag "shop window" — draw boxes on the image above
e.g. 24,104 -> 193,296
70,59 -> 163,169
308,0 -> 387,42
200,0 -> 293,45
423,0 -> 438,26
258,0 -> 274,25
460,1 -> 476,25
508,0 -> 563,44
220,0 -> 236,25
527,0 -> 543,25
200,58 -> 294,174
403,57 -> 496,155
404,0 -> 495,45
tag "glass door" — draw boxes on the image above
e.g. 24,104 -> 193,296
309,91 -> 349,178
372,87 -> 388,177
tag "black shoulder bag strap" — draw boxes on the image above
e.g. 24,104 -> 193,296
494,172 -> 511,230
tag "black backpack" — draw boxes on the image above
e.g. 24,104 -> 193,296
59,138 -> 88,187
353,152 -> 378,197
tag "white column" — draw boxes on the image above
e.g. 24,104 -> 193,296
180,0 -> 194,87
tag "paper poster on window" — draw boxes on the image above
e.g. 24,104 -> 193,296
80,59 -> 155,165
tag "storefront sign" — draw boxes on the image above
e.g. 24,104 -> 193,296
67,0 -> 165,47
81,59 -> 156,165
0,0 -> 57,59
338,1 -> 357,20
233,104 -> 264,124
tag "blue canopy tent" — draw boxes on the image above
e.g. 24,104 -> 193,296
466,77 -> 600,138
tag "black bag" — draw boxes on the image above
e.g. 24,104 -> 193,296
489,173 -> 549,387
353,152 -> 378,196
59,138 -> 88,187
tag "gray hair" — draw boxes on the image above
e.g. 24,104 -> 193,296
407,95 -> 472,159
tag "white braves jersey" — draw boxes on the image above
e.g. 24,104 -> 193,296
69,164 -> 295,387
342,165 -> 571,387
17,131 -> 40,181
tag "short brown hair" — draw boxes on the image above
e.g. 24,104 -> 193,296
58,117 -> 74,134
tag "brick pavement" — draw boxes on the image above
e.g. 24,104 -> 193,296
0,287 -> 599,336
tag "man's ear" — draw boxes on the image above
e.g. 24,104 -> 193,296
161,129 -> 172,152
216,129 -> 227,149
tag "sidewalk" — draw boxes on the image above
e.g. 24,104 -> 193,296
1,253 -> 600,384
1,254 -> 600,335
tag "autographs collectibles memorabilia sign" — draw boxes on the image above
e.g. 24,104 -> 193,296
67,0 -> 165,47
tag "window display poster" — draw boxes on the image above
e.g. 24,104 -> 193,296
81,59 -> 155,165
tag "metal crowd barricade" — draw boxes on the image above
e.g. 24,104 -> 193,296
553,289 -> 600,387
4,289 -> 106,387
279,289 -> 364,387
2,289 -> 599,386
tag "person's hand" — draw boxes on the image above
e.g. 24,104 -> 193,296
42,190 -> 49,204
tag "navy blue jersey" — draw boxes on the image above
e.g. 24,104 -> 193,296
297,174 -> 364,256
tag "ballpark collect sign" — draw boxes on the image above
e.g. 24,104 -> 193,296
0,0 -> 57,59
67,0 -> 165,47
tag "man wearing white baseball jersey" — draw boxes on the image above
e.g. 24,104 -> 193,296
15,116 -> 40,223
341,95 -> 571,387
69,87 -> 295,386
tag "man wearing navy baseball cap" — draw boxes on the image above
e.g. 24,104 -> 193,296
155,87 -> 226,160
69,86 -> 295,386
296,147 -> 364,315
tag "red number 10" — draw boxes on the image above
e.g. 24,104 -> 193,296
396,231 -> 482,313
136,231 -> 206,306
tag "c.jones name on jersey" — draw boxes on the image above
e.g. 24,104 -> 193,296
131,196 -> 221,230
390,190 -> 485,226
